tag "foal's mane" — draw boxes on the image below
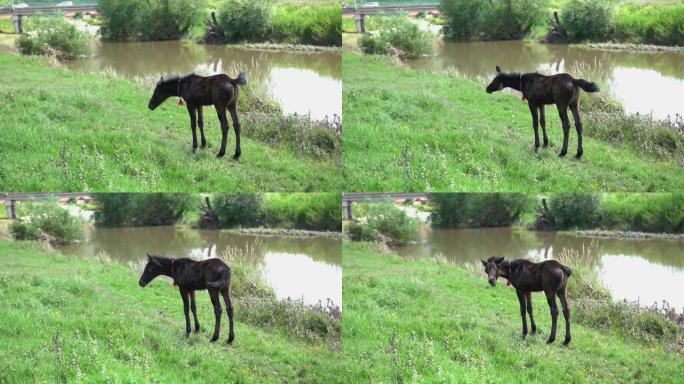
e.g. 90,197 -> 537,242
157,73 -> 195,86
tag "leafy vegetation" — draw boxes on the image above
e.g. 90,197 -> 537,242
99,0 -> 207,41
601,193 -> 684,233
547,193 -> 602,230
214,0 -> 341,46
358,15 -> 433,58
431,193 -> 530,228
346,200 -> 420,246
0,240 -> 345,383
92,194 -> 193,227
342,53 -> 684,192
441,0 -> 548,41
342,241 -> 684,383
16,15 -> 90,59
0,54 -> 341,192
559,0 -> 615,42
9,201 -> 84,243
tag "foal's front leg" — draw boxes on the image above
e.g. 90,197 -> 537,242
516,290 -> 528,338
526,292 -> 537,334
197,106 -> 207,148
179,289 -> 191,336
528,102 -> 540,150
539,105 -> 548,147
190,290 -> 200,333
187,106 -> 198,152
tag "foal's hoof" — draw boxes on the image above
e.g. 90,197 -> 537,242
574,151 -> 583,159
216,152 -> 225,158
563,337 -> 571,346
232,152 -> 241,160
546,337 -> 555,344
558,151 -> 567,157
228,334 -> 235,344
210,336 -> 219,343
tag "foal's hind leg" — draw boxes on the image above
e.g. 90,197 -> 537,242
526,292 -> 537,334
539,105 -> 548,147
544,289 -> 559,344
197,106 -> 207,148
221,286 -> 235,344
528,102 -> 540,150
556,104 -> 571,157
558,290 -> 571,345
190,290 -> 200,333
208,288 -> 222,342
215,106 -> 229,158
570,102 -> 583,159
229,104 -> 241,160
187,106 -> 198,152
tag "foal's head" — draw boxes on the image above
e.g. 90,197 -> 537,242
481,256 -> 505,286
148,76 -> 176,110
139,254 -> 167,287
485,65 -> 512,94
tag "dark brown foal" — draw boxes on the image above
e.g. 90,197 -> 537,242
148,72 -> 246,159
482,256 -> 573,345
139,254 -> 235,344
486,66 -> 599,159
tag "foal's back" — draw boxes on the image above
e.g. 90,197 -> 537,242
527,73 -> 579,105
185,74 -> 238,106
175,258 -> 231,290
512,259 -> 570,292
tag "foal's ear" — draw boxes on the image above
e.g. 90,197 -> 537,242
495,256 -> 505,264
481,259 -> 487,267
495,65 -> 502,73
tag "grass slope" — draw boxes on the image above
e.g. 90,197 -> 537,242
0,240 -> 347,383
342,242 -> 684,383
0,54 -> 340,191
342,53 -> 684,192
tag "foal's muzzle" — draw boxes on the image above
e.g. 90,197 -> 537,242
489,279 -> 497,287
139,278 -> 147,287
148,102 -> 156,111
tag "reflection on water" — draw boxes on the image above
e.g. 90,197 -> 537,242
398,227 -> 684,309
65,41 -> 341,119
56,225 -> 342,306
408,40 -> 684,118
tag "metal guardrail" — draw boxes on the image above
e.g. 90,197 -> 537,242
342,4 -> 439,15
0,4 -> 97,16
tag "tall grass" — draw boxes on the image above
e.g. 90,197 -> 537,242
358,14 -> 434,58
16,15 -> 90,59
346,200 -> 420,246
9,201 -> 84,244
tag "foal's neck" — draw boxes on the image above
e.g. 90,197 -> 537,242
503,73 -> 524,92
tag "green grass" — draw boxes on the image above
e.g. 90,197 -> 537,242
0,239 -> 347,383
342,53 -> 684,192
0,54 -> 340,191
343,241 -> 684,383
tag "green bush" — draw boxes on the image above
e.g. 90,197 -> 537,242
560,0 -> 615,42
100,0 -> 206,41
431,193 -> 530,228
614,2 -> 684,46
441,0 -> 547,41
213,193 -> 265,228
271,3 -> 341,46
217,0 -> 274,43
16,15 -> 90,59
358,15 -> 433,58
264,193 -> 341,232
346,201 -> 420,246
93,193 -> 191,227
602,193 -> 684,233
10,202 -> 84,244
548,193 -> 602,229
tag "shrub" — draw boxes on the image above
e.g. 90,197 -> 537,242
16,15 -> 90,59
217,0 -> 274,43
271,2 -> 341,46
213,193 -> 265,228
99,0 -> 206,41
560,0 -> 615,42
431,193 -> 530,228
548,193 -> 602,229
614,2 -> 684,46
602,193 -> 684,233
10,202 -> 84,244
93,194 -> 191,227
263,193 -> 341,232
346,201 -> 420,246
441,0 -> 547,41
358,15 -> 433,58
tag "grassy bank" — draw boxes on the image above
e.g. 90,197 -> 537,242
343,242 -> 684,383
342,53 -> 684,192
0,240 -> 345,383
0,54 -> 340,191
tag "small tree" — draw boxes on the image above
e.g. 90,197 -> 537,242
548,193 -> 602,229
217,0 -> 274,43
213,193 -> 265,228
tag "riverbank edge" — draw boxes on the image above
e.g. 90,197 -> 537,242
224,227 -> 342,239
573,229 -> 684,240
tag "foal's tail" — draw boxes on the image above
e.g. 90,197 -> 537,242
207,268 -> 231,288
230,72 -> 247,87
572,78 -> 599,93
561,265 -> 573,278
